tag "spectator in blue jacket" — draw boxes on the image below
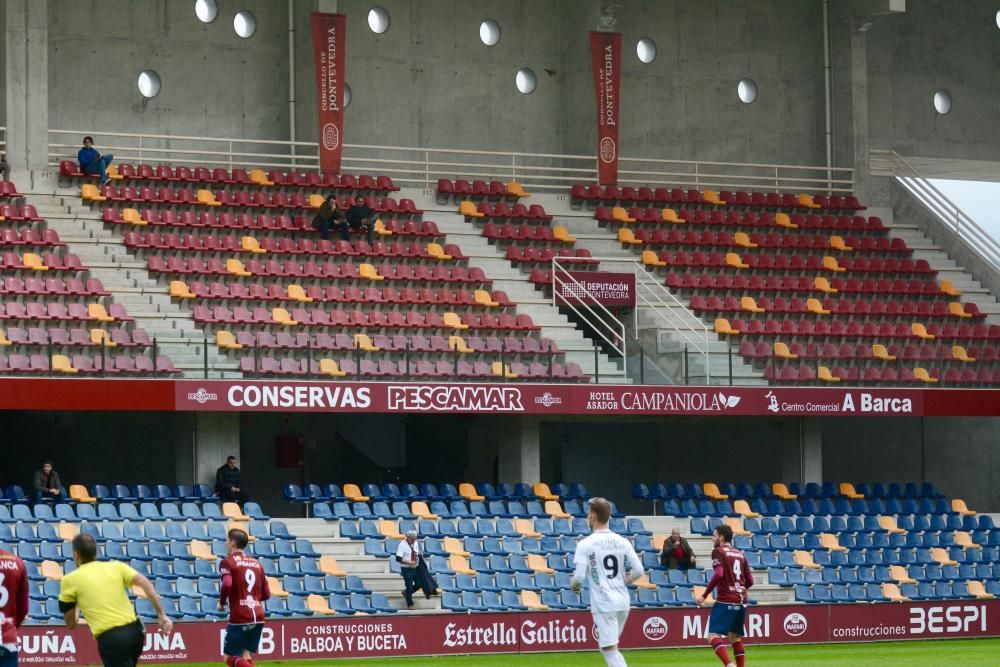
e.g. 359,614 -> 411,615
77,136 -> 114,184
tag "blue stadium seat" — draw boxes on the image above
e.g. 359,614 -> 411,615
500,590 -> 528,610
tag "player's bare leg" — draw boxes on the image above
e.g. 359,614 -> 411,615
707,632 -> 735,667
729,632 -> 745,667
599,642 -> 628,667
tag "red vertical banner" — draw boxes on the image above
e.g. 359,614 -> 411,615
311,12 -> 346,174
590,31 -> 622,185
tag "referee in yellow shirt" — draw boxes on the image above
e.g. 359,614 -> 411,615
58,534 -> 173,667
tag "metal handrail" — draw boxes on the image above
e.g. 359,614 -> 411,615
550,260 -> 626,374
872,149 -> 1000,268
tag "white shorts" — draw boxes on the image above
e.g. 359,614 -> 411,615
592,610 -> 629,648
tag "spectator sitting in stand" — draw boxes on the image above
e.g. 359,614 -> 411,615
344,196 -> 375,244
77,136 -> 114,184
0,152 -> 10,182
313,194 -> 345,241
215,455 -> 248,504
32,460 -> 63,504
661,528 -> 696,570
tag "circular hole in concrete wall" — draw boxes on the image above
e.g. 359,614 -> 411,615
344,83 -> 352,108
515,68 -> 537,95
637,38 -> 657,64
933,89 -> 952,115
368,7 -> 390,34
233,10 -> 256,38
480,19 -> 501,46
737,78 -> 758,104
195,0 -> 218,23
137,70 -> 161,98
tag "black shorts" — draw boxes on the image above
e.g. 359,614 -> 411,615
224,623 -> 265,657
0,647 -> 17,667
96,619 -> 144,667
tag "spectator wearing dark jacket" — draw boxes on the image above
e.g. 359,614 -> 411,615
314,195 -> 345,241
33,460 -> 63,504
215,456 -> 248,503
345,196 -> 375,244
661,529 -> 696,570
77,136 -> 114,184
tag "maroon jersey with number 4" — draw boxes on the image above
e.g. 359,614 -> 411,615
710,544 -> 753,604
0,548 -> 28,647
219,552 -> 269,624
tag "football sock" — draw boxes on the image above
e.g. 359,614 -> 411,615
225,657 -> 253,667
600,648 -> 627,667
711,637 -> 731,666
733,641 -> 745,667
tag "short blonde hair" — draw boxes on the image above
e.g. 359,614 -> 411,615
588,497 -> 612,524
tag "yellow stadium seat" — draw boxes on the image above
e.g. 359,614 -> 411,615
378,519 -> 406,540
520,590 -> 548,611
818,366 -> 840,383
839,483 -> 863,499
723,517 -> 749,536
223,502 -> 250,521
515,519 -> 541,538
703,483 -> 728,500
967,581 -> 995,599
307,594 -> 336,615
288,284 -> 313,302
814,276 -> 838,293
829,235 -> 853,251
318,358 -> 347,377
444,312 -> 469,330
774,342 -> 798,359
819,533 -> 848,552
474,290 -> 499,307
939,280 -> 962,297
889,565 -> 917,584
459,483 -> 485,502
354,333 -> 380,352
271,307 -> 298,326
882,583 -> 909,603
794,551 -> 822,569
51,355 -> 78,374
190,540 -> 217,561
872,344 -> 896,361
632,574 -> 657,590
507,180 -> 529,198
693,586 -> 713,604
105,164 -> 124,181
611,206 -> 636,223
70,484 -> 96,503
122,208 -> 146,225
359,263 -> 384,281
553,226 -> 576,243
954,532 -> 981,550
0,329 -> 10,347
459,201 -> 484,218
775,212 -> 798,229
169,280 -> 195,299
617,228 -> 642,245
308,194 -> 325,208
228,521 -> 253,542
23,253 -> 48,271
772,483 -> 797,500
952,346 -> 976,362
533,483 -> 559,501
343,484 -> 369,502
741,296 -> 765,313
58,522 -> 80,543
131,583 -> 148,599
931,547 -> 958,566
798,194 -> 821,209
81,184 -> 107,202
733,500 -> 760,518
428,243 -> 452,260
226,259 -> 251,277
878,516 -> 905,534
449,555 -> 476,575
443,537 -> 469,557
491,361 -> 517,379
411,501 -> 440,520
734,232 -> 758,249
88,303 -> 114,322
822,256 -> 846,272
642,250 -> 666,267
249,170 -> 274,186
725,252 -> 749,269
197,189 -> 222,207
652,534 -> 666,552
374,219 -> 392,236
320,555 -> 347,577
949,302 -> 972,318
913,367 -> 938,384
703,189 -> 724,205
661,208 -> 685,224
952,499 -> 976,516
241,236 -> 266,254
911,323 -> 935,340
41,560 -> 64,581
714,318 -> 739,336
267,576 -> 289,598
544,500 -> 571,519
526,555 -> 555,575
807,298 -> 831,315
448,336 -> 473,354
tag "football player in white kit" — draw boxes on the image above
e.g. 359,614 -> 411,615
571,497 -> 644,667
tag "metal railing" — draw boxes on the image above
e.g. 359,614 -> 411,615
48,128 -> 853,195
871,149 -> 1000,268
551,259 -> 626,379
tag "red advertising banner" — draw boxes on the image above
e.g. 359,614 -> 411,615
590,31 -> 621,185
15,601 -> 1000,664
555,271 -> 636,307
310,12 -> 347,174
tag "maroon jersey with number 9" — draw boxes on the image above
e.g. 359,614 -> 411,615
710,544 -> 753,604
219,552 -> 268,624
0,549 -> 28,646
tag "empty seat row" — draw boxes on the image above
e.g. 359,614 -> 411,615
219,331 -> 555,355
598,207 -> 882,232
286,482 -> 589,504
667,272 -> 952,296
184,282 -> 508,308
437,179 -> 528,201
573,184 -> 865,210
462,202 -> 553,222
0,326 -> 150,348
147,256 -> 480,282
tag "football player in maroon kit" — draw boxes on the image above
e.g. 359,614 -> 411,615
218,528 -> 270,667
697,524 -> 753,667
0,547 -> 28,667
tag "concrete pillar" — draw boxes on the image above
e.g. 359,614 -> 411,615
800,418 -> 823,484
183,412 -> 242,488
848,25 -> 871,203
497,416 -> 541,484
4,0 -> 49,181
